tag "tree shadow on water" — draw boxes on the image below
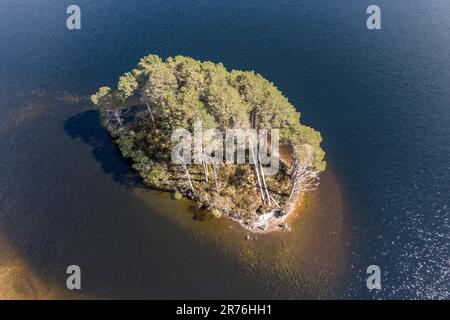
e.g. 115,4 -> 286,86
0,109 -> 265,299
63,110 -> 147,189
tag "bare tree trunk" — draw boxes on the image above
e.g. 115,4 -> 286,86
290,158 -> 298,199
141,95 -> 155,123
112,110 -> 123,128
289,158 -> 319,200
146,103 -> 155,123
269,194 -> 280,208
182,162 -> 195,193
251,110 -> 255,129
202,148 -> 209,182
258,156 -> 271,205
250,145 -> 266,203
257,136 -> 272,205
212,163 -> 219,192
251,109 -> 259,129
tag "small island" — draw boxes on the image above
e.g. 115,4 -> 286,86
91,55 -> 326,232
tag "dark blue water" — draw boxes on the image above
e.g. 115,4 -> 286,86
0,0 -> 449,299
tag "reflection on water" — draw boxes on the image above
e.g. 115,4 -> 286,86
0,92 -> 350,299
1,0 -> 450,299
64,110 -> 146,189
130,155 -> 350,299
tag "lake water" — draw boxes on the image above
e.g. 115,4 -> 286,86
0,0 -> 449,299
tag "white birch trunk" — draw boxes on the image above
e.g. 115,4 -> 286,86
182,163 -> 195,193
202,148 -> 209,182
212,163 -> 219,192
112,110 -> 123,128
258,152 -> 271,205
250,145 -> 266,203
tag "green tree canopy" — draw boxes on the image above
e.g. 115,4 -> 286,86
91,54 -> 326,173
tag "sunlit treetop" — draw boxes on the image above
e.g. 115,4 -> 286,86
92,54 -> 326,172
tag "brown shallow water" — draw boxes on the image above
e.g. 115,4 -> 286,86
0,234 -> 85,299
0,92 -> 352,299
133,163 -> 351,298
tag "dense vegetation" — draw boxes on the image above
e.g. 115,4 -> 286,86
91,55 -> 325,230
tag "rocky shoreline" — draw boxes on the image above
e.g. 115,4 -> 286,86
91,55 -> 326,235
230,194 -> 300,233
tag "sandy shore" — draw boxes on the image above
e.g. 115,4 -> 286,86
230,193 -> 305,234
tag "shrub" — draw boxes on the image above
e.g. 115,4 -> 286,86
211,208 -> 222,218
173,192 -> 182,200
222,186 -> 236,197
